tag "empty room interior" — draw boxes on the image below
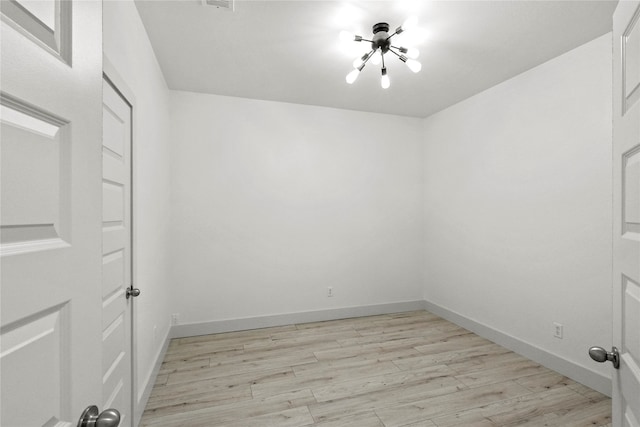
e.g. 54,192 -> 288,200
2,0 -> 640,426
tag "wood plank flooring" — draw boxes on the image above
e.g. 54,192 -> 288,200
140,311 -> 611,427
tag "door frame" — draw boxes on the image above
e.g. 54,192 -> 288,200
103,55 -> 139,424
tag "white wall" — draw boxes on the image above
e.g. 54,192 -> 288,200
169,92 -> 424,326
422,33 -> 613,386
101,3 -> 613,411
103,0 -> 173,418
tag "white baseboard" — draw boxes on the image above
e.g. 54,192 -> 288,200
422,300 -> 612,397
170,300 -> 426,339
134,326 -> 171,427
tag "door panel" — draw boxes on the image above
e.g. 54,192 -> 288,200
0,96 -> 69,254
624,6 -> 640,113
102,78 -> 133,426
614,2 -> 640,426
1,304 -> 68,426
0,0 -> 71,63
0,0 -> 103,425
624,147 -> 640,234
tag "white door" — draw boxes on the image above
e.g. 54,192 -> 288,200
613,1 -> 640,426
0,1 -> 110,426
102,77 -> 134,427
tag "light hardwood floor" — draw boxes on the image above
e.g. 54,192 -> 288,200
140,311 -> 611,427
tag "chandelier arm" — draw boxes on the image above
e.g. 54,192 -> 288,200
353,48 -> 377,70
363,48 -> 376,66
381,50 -> 386,69
385,31 -> 399,41
387,47 -> 402,58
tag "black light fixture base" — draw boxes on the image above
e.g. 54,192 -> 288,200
372,22 -> 389,34
371,22 -> 391,53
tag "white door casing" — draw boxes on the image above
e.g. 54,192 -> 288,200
613,1 -> 640,426
102,77 -> 133,427
0,0 -> 104,426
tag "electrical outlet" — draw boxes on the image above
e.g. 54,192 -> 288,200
327,287 -> 333,297
153,325 -> 158,343
553,322 -> 563,339
171,313 -> 180,325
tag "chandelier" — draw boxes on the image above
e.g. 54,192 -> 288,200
341,17 -> 421,89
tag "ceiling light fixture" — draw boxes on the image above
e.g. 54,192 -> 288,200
342,17 -> 421,89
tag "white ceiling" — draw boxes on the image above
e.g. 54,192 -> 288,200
134,0 -> 617,118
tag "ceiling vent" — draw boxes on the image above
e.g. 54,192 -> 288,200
201,0 -> 234,11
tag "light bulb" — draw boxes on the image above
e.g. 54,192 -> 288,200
402,16 -> 418,31
340,30 -> 354,42
340,31 -> 362,43
381,68 -> 390,89
346,68 -> 361,84
405,58 -> 422,73
399,46 -> 420,59
406,47 -> 420,59
352,57 -> 364,68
